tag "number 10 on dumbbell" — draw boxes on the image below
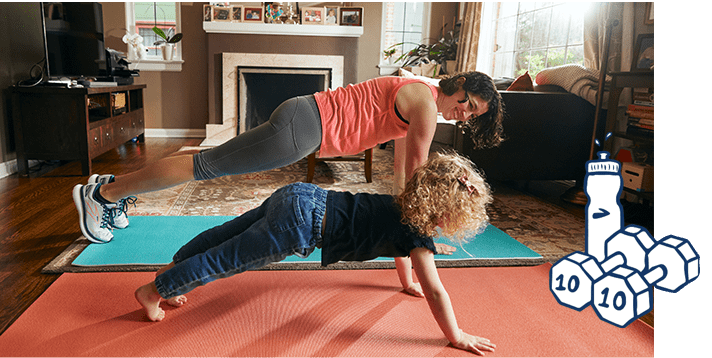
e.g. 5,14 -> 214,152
550,226 -> 700,327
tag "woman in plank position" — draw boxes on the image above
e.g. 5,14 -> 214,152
74,72 -> 504,244
135,152 -> 496,355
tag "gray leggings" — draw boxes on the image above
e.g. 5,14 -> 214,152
193,95 -> 322,180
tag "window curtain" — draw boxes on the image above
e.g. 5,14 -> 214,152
584,2 -> 635,107
454,2 -> 482,73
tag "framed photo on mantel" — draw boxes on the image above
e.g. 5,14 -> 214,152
301,7 -> 324,25
243,6 -> 264,22
203,4 -> 212,21
212,5 -> 231,22
230,5 -> 243,23
325,6 -> 339,25
340,7 -> 363,26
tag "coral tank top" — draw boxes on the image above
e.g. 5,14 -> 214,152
314,76 -> 438,158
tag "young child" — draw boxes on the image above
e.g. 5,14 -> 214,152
135,152 -> 496,355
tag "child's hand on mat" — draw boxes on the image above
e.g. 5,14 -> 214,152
403,282 -> 424,298
453,330 -> 496,355
434,243 -> 457,255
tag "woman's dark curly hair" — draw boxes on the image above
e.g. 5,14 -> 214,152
439,72 -> 505,149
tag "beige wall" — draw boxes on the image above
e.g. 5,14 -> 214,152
429,2 -> 461,45
355,2 -> 459,83
101,2 -> 208,131
356,2 -> 384,82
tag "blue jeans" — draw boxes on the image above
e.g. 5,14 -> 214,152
154,183 -> 327,299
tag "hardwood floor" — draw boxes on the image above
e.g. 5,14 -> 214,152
0,137 -> 202,335
0,137 -> 652,336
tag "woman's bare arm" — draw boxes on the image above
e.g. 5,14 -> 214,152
394,83 -> 438,180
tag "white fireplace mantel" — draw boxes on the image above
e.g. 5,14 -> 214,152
203,22 -> 363,37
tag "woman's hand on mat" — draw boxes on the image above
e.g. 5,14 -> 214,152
453,330 -> 496,355
434,243 -> 457,255
403,282 -> 425,298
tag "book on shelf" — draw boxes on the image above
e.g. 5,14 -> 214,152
633,99 -> 654,106
628,122 -> 653,131
632,89 -> 654,106
626,111 -> 654,120
626,104 -> 654,119
625,102 -> 654,139
626,125 -> 654,138
626,121 -> 653,131
627,104 -> 653,112
634,118 -> 654,126
628,116 -> 653,126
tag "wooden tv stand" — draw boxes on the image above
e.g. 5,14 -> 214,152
12,84 -> 146,176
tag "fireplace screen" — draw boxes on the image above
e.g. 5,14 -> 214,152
239,67 -> 331,133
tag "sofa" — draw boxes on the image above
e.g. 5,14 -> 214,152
437,86 -> 605,183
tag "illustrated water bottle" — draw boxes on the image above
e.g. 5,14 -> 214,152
584,151 -> 623,262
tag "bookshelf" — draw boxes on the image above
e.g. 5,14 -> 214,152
603,71 -> 654,202
604,72 -> 654,147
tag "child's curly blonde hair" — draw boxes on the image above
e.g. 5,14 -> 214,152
395,151 -> 492,243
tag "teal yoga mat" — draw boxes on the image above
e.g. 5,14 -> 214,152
72,216 -> 543,269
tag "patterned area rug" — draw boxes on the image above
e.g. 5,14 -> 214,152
44,146 -> 585,273
131,146 -> 395,217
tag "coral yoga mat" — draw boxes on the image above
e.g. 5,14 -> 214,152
0,264 -> 652,357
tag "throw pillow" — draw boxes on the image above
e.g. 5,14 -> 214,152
506,71 -> 534,91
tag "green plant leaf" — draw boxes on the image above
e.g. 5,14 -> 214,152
152,26 -> 168,40
168,33 -> 183,43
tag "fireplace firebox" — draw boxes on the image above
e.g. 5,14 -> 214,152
239,67 -> 331,132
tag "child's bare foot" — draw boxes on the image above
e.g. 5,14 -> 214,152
135,283 -> 165,321
166,295 -> 187,307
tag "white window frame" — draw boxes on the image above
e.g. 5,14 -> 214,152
476,2 -> 585,79
125,2 -> 183,72
378,2 -> 431,76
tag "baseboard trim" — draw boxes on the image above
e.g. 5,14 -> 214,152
0,159 -> 42,179
144,128 -> 206,138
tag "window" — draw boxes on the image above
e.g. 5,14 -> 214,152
379,2 -> 430,74
476,2 -> 587,79
125,2 -> 182,71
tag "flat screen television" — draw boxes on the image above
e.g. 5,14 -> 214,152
41,2 -> 106,80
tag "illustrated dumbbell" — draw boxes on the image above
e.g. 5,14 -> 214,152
592,235 -> 700,328
550,251 -> 625,311
603,225 -> 653,274
549,225 -> 653,311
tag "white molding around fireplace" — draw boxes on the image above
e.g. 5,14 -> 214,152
201,53 -> 344,147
